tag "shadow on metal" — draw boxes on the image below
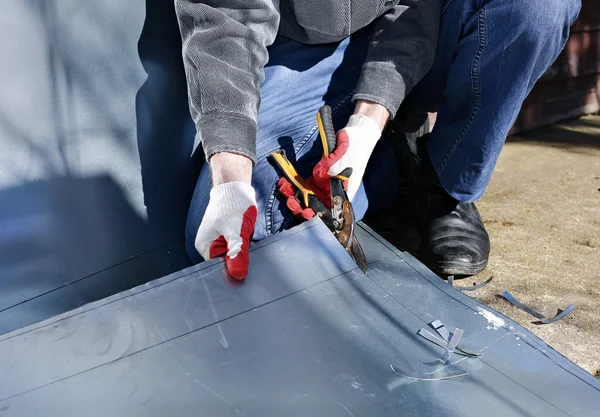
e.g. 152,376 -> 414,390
0,0 -> 198,333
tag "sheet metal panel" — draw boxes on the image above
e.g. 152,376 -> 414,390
0,220 -> 598,416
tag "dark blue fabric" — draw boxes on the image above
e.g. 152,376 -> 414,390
411,0 -> 581,201
185,0 -> 581,262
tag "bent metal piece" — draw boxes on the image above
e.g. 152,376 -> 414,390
390,365 -> 468,381
447,275 -> 494,292
430,320 -> 481,357
417,328 -> 481,358
430,319 -> 451,341
501,291 -> 575,324
442,328 -> 464,365
419,320 -> 482,358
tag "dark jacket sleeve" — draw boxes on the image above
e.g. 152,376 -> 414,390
175,0 -> 280,163
353,0 -> 444,118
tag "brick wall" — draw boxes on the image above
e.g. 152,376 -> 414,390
513,0 -> 600,131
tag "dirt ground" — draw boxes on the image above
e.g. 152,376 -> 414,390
472,115 -> 600,376
367,115 -> 600,376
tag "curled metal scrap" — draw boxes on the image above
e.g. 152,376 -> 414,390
501,291 -> 575,324
447,275 -> 493,291
390,365 -> 468,381
418,329 -> 480,358
421,321 -> 481,357
392,321 -> 477,381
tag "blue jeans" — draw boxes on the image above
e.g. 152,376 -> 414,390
185,0 -> 580,263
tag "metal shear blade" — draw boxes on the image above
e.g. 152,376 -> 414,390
337,200 -> 367,273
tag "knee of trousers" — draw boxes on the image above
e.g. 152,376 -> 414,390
505,0 -> 581,40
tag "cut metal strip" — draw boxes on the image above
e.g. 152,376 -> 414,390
430,319 -> 451,341
501,291 -> 574,324
390,365 -> 468,381
417,328 -> 481,358
500,291 -> 545,319
540,305 -> 575,324
448,275 -> 493,292
447,329 -> 464,353
442,328 -> 464,364
418,328 -> 450,349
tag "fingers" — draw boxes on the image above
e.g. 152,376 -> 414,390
277,178 -> 316,220
325,128 -> 364,202
313,129 -> 351,191
333,129 -> 350,155
195,222 -> 221,261
329,157 -> 360,202
196,206 -> 258,280
278,178 -> 303,215
208,236 -> 228,259
326,129 -> 351,177
327,156 -> 349,177
224,206 -> 258,280
277,177 -> 295,198
311,155 -> 335,199
304,177 -> 331,209
298,207 -> 316,220
345,178 -> 360,202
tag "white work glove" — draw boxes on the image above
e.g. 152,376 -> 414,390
327,114 -> 382,201
195,181 -> 258,280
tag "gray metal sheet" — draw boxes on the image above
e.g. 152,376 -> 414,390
0,219 -> 598,416
0,0 -> 198,332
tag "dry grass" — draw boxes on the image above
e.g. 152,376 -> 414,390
471,115 -> 600,374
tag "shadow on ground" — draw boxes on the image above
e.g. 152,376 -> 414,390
510,115 -> 600,149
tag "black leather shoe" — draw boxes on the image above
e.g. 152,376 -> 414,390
416,151 -> 490,276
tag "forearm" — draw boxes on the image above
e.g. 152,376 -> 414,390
210,153 -> 253,186
175,0 -> 279,163
354,100 -> 389,132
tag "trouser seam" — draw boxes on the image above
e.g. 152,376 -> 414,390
438,6 -> 487,172
265,92 -> 354,235
442,0 -> 456,15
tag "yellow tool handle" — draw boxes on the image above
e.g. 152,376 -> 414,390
270,151 -> 315,207
317,106 -> 337,157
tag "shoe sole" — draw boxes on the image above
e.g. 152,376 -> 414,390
423,259 -> 488,277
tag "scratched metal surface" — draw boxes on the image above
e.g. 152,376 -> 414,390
0,219 -> 598,416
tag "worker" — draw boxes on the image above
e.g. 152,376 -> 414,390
176,0 -> 581,280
